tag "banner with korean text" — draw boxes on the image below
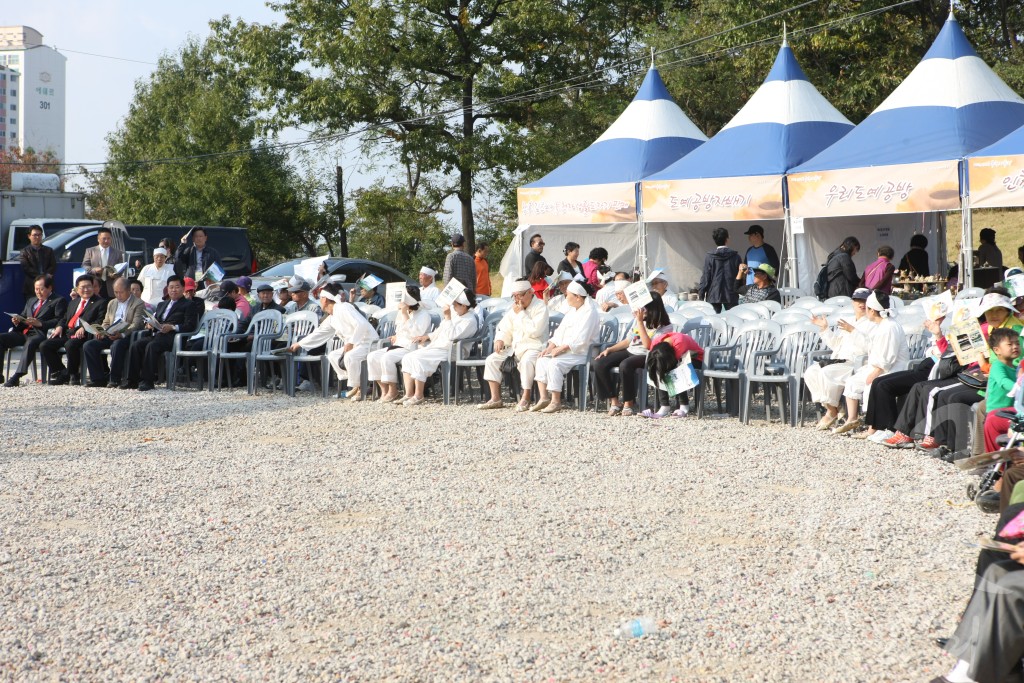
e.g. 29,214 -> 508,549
641,175 -> 784,222
516,183 -> 637,225
787,160 -> 960,218
968,155 -> 1024,209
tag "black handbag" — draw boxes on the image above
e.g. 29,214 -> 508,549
935,353 -> 963,380
956,369 -> 987,391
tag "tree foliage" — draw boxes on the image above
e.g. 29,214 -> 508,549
85,37 -> 339,264
211,1 -> 665,252
0,147 -> 62,190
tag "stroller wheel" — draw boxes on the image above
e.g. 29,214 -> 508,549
976,489 -> 1001,514
967,482 -> 978,501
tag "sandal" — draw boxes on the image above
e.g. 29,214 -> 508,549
621,407 -> 634,417
607,405 -> 623,416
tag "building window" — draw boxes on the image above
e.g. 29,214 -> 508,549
10,132 -> 16,139
9,104 -> 14,111
9,90 -> 14,97
9,118 -> 14,125
8,56 -> 18,65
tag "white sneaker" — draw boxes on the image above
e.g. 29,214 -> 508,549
296,380 -> 313,392
868,429 -> 895,443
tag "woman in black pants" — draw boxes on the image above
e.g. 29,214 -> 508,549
862,317 -> 945,439
593,293 -> 672,416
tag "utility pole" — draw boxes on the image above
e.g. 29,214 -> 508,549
337,165 -> 348,257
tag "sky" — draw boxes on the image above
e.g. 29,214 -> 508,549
6,1 -> 371,192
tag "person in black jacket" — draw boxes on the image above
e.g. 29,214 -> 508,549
898,233 -> 930,278
121,275 -> 199,391
40,275 -> 106,385
697,227 -> 741,312
825,236 -> 861,298
1,274 -> 67,386
174,227 -> 222,290
18,225 -> 57,300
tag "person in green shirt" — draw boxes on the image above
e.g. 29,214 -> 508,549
986,327 -> 1021,411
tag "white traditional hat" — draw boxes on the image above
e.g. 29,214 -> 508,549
614,279 -> 629,292
420,266 -> 437,278
454,291 -> 470,306
567,282 -> 587,297
153,247 -> 168,257
557,270 -> 574,282
511,280 -> 532,294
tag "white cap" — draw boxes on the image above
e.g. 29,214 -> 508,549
614,279 -> 629,292
153,247 -> 168,257
511,280 -> 532,294
573,273 -> 586,282
420,266 -> 437,278
558,270 -> 574,282
454,291 -> 470,307
646,268 -> 666,283
567,282 -> 588,297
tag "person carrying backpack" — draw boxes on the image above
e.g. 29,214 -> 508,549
818,237 -> 861,299
697,227 -> 741,312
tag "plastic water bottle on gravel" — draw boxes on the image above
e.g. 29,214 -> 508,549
617,617 -> 657,639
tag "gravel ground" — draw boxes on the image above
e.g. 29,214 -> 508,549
0,384 -> 994,681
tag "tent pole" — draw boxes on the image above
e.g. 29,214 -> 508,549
961,166 -> 973,289
637,210 -> 648,277
783,206 -> 797,289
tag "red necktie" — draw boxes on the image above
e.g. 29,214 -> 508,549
23,299 -> 44,336
68,298 -> 87,330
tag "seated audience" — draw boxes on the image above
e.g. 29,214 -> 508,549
594,292 -> 671,416
400,290 -> 479,406
121,275 -> 199,391
478,278 -> 549,411
82,277 -> 147,388
367,286 -> 431,403
0,275 -> 67,387
531,282 -> 600,413
40,275 -> 106,385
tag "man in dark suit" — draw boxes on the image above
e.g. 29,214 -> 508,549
0,274 -> 67,387
82,277 -> 148,388
174,227 -> 221,291
40,274 -> 106,385
18,225 -> 57,300
81,227 -> 126,299
122,275 -> 199,391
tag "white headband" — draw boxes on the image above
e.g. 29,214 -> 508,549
454,291 -> 470,306
567,282 -> 588,297
614,279 -> 629,292
420,266 -> 436,277
402,290 -> 417,306
866,291 -> 888,315
511,281 -> 532,294
320,291 -> 339,304
153,247 -> 168,257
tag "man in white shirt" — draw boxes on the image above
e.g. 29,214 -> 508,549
647,269 -> 678,310
479,278 -> 549,411
531,281 -> 600,413
418,266 -> 441,309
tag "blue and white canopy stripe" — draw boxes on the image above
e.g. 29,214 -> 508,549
646,40 -> 852,180
792,14 -> 1024,172
524,67 -> 707,188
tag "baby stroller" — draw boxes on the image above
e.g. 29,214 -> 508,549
968,382 -> 1024,513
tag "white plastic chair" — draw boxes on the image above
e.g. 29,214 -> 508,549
698,319 -> 782,420
744,323 -> 821,426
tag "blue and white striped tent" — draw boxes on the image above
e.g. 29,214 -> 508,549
645,39 -> 853,184
523,66 -> 707,191
789,13 -> 1024,210
786,12 -> 1024,288
640,39 -> 853,291
503,66 -> 706,292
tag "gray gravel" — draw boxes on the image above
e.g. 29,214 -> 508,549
0,385 -> 990,681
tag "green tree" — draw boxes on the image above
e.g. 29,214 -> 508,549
211,1 -> 665,253
85,37 -> 339,264
346,184 -> 452,277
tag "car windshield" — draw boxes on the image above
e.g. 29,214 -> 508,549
256,262 -> 297,278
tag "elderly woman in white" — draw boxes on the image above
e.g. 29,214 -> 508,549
530,281 -> 600,413
478,278 -> 549,412
647,269 -> 678,310
400,290 -> 479,406
138,247 -> 176,307
805,287 -> 876,429
832,289 -> 910,435
287,283 -> 378,398
367,286 -> 432,403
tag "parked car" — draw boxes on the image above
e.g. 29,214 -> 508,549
43,224 -> 148,299
121,225 -> 256,279
250,257 -> 417,296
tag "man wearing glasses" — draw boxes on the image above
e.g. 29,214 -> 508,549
524,234 -> 547,278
